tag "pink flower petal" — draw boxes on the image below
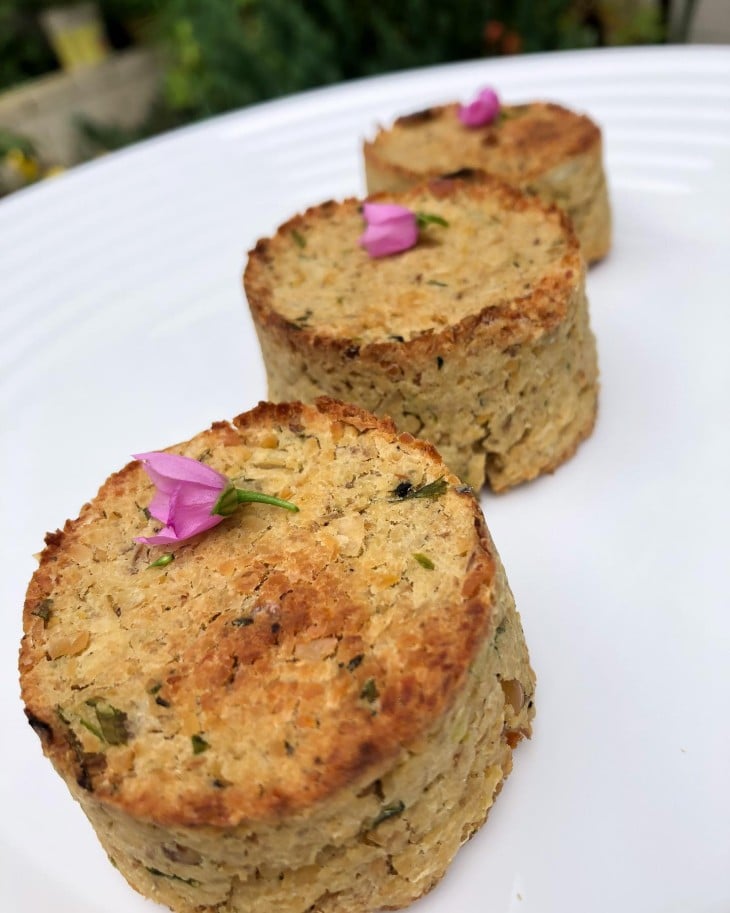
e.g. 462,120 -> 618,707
134,451 -> 228,490
362,203 -> 412,225
134,527 -> 182,546
148,490 -> 173,524
458,87 -> 500,127
135,451 -> 229,546
359,203 -> 418,258
134,513 -> 223,546
168,511 -> 223,542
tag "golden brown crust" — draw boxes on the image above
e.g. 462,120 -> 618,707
363,101 -> 611,263
20,398 -> 498,828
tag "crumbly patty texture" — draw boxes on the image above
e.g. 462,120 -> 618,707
245,176 -> 599,491
363,102 -> 611,263
20,398 -> 535,913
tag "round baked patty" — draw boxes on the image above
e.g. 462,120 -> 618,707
245,175 -> 599,492
20,399 -> 534,913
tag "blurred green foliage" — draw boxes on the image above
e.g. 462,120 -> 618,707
2,0 -> 672,100
591,0 -> 665,44
1,0 -> 673,166
0,1 -> 57,91
148,0 -> 599,119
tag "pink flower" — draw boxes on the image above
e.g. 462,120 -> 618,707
134,452 -> 299,547
458,87 -> 500,127
359,203 -> 418,257
134,452 -> 228,545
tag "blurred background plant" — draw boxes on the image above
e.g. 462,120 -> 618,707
0,0 -> 702,195
0,1 -> 57,91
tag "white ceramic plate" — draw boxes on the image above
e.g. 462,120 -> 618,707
1,46 -> 728,913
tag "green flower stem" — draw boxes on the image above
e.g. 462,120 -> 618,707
416,212 -> 449,228
233,489 -> 299,512
212,484 -> 298,517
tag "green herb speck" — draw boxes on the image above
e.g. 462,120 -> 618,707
31,598 -> 53,627
360,678 -> 379,702
293,308 -> 313,326
413,553 -> 434,570
146,867 -> 201,888
148,553 -> 174,569
413,477 -> 447,499
493,621 -> 507,652
426,279 -> 448,287
55,706 -> 71,726
191,733 -> 210,755
371,800 -> 405,828
232,616 -> 254,627
81,700 -> 129,745
390,477 -> 447,502
93,702 -> 129,745
498,106 -> 527,123
79,717 -> 105,741
291,229 -> 306,248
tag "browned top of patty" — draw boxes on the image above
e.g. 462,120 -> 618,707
364,101 -> 601,184
245,174 -> 582,358
20,399 -> 497,828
